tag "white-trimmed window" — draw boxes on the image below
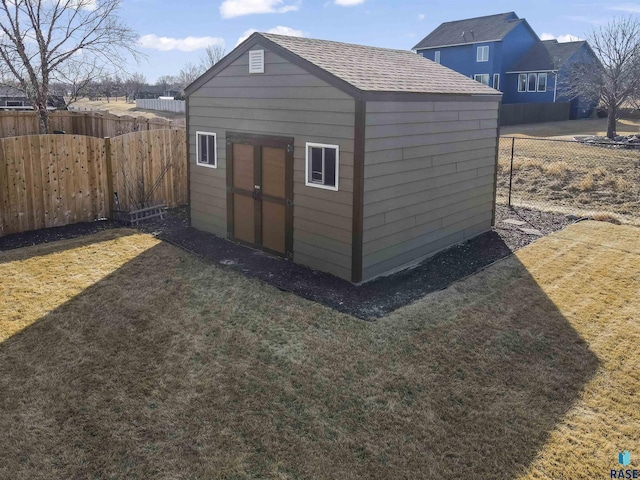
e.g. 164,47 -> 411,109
527,73 -> 537,92
537,72 -> 547,92
434,51 -> 441,64
474,74 -> 490,86
305,143 -> 339,191
518,73 -> 527,92
493,73 -> 500,90
477,46 -> 489,62
6,100 -> 24,107
248,49 -> 264,74
196,131 -> 217,168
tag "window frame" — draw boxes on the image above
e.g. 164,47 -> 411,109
6,100 -> 24,107
195,131 -> 217,169
518,73 -> 527,92
476,45 -> 489,62
537,72 -> 548,92
434,50 -> 441,64
493,73 -> 500,91
527,73 -> 537,92
305,142 -> 339,191
474,74 -> 490,86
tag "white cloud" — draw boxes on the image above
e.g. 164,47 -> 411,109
220,0 -> 299,18
138,34 -> 225,52
236,25 -> 305,46
335,0 -> 364,5
418,13 -> 425,20
540,32 -> 582,42
610,3 -> 640,13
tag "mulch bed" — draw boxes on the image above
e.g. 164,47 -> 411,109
0,205 -> 574,319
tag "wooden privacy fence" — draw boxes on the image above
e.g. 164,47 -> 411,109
500,102 -> 570,126
0,110 -> 185,139
0,129 -> 187,237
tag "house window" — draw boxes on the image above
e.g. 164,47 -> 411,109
434,51 -> 441,64
518,74 -> 527,92
196,132 -> 217,168
537,73 -> 547,92
6,100 -> 24,107
306,143 -> 339,191
477,46 -> 489,62
493,73 -> 500,90
527,73 -> 537,92
474,74 -> 490,86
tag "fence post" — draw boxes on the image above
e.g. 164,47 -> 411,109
508,136 -> 515,207
104,137 -> 114,217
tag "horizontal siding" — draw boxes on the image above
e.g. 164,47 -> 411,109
189,47 -> 355,281
362,100 -> 499,281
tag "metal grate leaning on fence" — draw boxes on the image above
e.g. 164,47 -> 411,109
497,136 -> 640,223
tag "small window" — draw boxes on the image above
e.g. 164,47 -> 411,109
537,72 -> 547,92
493,73 -> 500,91
477,45 -> 489,62
527,73 -> 537,92
249,50 -> 264,74
196,131 -> 217,168
474,74 -> 489,86
6,100 -> 24,107
434,51 -> 441,64
518,73 -> 527,92
306,143 -> 339,191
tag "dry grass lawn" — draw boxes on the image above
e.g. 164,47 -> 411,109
501,117 -> 640,138
0,223 -> 639,479
72,97 -> 186,124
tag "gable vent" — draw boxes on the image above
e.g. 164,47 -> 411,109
249,50 -> 264,74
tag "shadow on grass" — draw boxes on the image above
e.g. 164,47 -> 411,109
0,238 -> 600,479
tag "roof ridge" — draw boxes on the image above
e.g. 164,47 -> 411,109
439,11 -> 517,25
258,32 -> 414,55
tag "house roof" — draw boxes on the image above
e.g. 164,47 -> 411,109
508,40 -> 587,72
187,32 -> 500,98
413,12 -> 525,50
0,86 -> 27,98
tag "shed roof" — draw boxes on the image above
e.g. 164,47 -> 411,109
413,12 -> 524,49
508,40 -> 587,72
186,33 -> 501,98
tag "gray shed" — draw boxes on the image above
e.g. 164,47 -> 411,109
184,33 -> 502,283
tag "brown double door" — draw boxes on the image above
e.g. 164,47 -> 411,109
226,133 -> 294,258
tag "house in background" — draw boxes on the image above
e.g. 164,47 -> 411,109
185,33 -> 501,283
0,86 -> 65,111
414,12 -> 600,119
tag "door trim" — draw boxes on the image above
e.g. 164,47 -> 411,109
226,132 -> 294,258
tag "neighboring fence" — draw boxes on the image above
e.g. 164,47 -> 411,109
500,102 -> 570,126
0,110 -> 185,139
0,130 -> 187,237
136,98 -> 186,113
496,136 -> 640,223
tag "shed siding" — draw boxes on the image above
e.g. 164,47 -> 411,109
188,49 -> 355,280
362,100 -> 499,280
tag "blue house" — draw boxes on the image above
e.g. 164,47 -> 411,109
413,12 -> 600,118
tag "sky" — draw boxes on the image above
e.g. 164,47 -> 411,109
120,0 -> 640,83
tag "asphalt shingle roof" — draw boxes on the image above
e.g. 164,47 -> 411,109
413,12 -> 523,50
260,33 -> 500,96
0,86 -> 27,97
508,40 -> 586,71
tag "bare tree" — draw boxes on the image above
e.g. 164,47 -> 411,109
562,16 -> 640,138
200,44 -> 225,71
0,0 -> 140,133
177,62 -> 203,91
123,72 -> 147,102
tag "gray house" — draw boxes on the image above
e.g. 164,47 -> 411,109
185,33 -> 501,283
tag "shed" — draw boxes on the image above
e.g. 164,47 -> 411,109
185,33 -> 502,283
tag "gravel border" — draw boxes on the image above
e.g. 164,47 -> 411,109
0,205 -> 575,319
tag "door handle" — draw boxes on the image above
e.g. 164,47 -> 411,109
253,185 -> 261,199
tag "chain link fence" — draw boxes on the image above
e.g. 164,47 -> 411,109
496,136 -> 640,224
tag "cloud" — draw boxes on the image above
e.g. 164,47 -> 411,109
540,32 -> 582,42
236,26 -> 305,46
138,34 -> 225,52
220,0 -> 299,18
609,3 -> 640,13
335,0 -> 364,5
418,13 -> 425,20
